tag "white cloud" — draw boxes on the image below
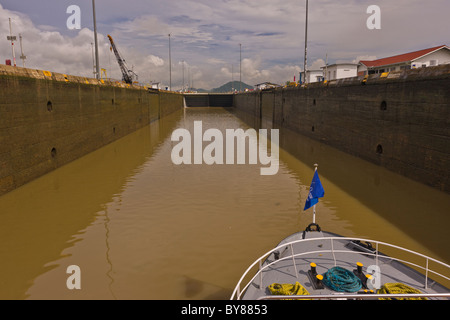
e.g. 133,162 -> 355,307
0,5 -> 167,84
0,5 -> 98,77
207,58 -> 226,65
310,59 -> 326,70
353,55 -> 378,63
147,55 -> 164,67
1,0 -> 449,89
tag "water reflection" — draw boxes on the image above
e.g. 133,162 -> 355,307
0,113 -> 175,299
0,107 -> 448,300
232,108 -> 450,262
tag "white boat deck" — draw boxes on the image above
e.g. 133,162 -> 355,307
232,229 -> 450,300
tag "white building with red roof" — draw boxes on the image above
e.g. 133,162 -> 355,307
358,45 -> 450,76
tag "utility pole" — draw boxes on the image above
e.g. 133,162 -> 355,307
19,34 -> 26,67
239,43 -> 242,92
231,64 -> 234,92
92,0 -> 100,79
188,66 -> 190,92
182,60 -> 185,92
7,18 -> 17,67
303,0 -> 309,85
168,34 -> 172,91
91,42 -> 96,77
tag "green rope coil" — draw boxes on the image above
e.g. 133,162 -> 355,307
322,266 -> 362,292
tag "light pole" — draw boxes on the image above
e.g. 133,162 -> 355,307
168,33 -> 172,91
182,60 -> 185,92
91,42 -> 96,77
19,34 -> 26,67
231,64 -> 234,92
188,66 -> 190,92
92,0 -> 100,79
239,43 -> 242,92
303,0 -> 309,85
7,18 -> 17,67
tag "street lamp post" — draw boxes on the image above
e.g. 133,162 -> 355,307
91,42 -> 96,77
182,60 -> 185,93
231,64 -> 234,92
92,0 -> 100,79
239,43 -> 242,92
168,34 -> 172,91
303,0 -> 309,85
19,34 -> 26,67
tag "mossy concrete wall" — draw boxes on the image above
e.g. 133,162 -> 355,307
0,65 -> 183,196
234,65 -> 450,193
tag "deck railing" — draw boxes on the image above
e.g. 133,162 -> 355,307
257,292 -> 450,300
230,236 -> 450,300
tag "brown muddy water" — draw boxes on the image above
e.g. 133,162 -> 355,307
0,107 -> 449,300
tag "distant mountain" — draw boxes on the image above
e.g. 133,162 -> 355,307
190,88 -> 209,93
211,81 -> 254,93
192,81 -> 254,93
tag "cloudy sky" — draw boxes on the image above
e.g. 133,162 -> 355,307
0,0 -> 449,89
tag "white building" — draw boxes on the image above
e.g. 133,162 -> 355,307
301,70 -> 324,83
321,63 -> 358,81
358,45 -> 450,75
255,82 -> 282,90
150,82 -> 161,90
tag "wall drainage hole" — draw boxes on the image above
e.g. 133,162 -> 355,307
51,147 -> 57,158
47,101 -> 53,112
380,100 -> 387,110
376,144 -> 383,154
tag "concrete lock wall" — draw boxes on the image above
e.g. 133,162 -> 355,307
1,63 -> 449,195
184,93 -> 234,107
0,65 -> 184,196
234,65 -> 450,193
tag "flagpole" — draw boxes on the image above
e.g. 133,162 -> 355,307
303,163 -> 324,231
313,163 -> 318,224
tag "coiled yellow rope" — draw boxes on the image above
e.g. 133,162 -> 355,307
378,282 -> 427,300
268,282 -> 310,296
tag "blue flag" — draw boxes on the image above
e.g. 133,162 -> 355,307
304,170 -> 325,211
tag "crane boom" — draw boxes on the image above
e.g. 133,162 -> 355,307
107,35 -> 135,84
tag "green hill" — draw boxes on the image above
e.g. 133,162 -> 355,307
211,81 -> 254,93
193,81 -> 254,93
